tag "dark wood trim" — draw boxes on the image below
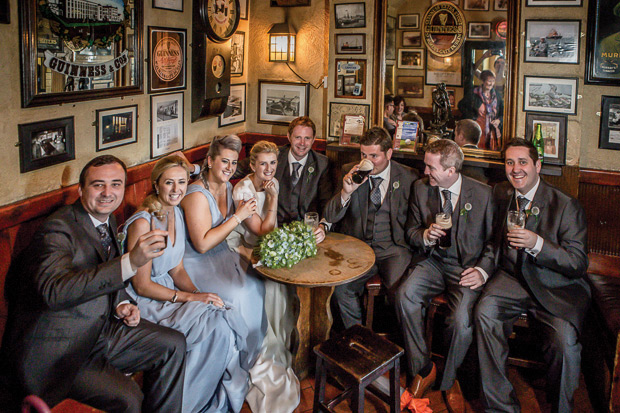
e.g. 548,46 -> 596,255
580,168 -> 620,186
372,0 -> 387,125
587,253 -> 620,278
239,132 -> 327,152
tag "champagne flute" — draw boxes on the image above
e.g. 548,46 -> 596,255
506,210 -> 525,249
151,210 -> 169,252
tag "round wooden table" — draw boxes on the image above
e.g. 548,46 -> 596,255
254,232 -> 375,379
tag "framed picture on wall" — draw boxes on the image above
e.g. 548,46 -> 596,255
219,84 -> 246,127
464,0 -> 489,10
426,50 -> 462,86
385,64 -> 395,94
398,14 -> 419,29
0,0 -> 9,24
586,0 -> 620,85
328,102 -> 370,138
525,112 -> 567,165
524,20 -> 580,64
523,76 -> 578,115
398,49 -> 424,69
468,22 -> 491,39
18,117 -> 75,173
151,92 -> 184,158
96,105 -> 138,151
494,0 -> 508,10
397,75 -> 425,98
599,95 -> 620,150
231,32 -> 245,76
258,80 -> 310,125
240,0 -> 249,19
334,3 -> 366,29
336,34 -> 366,54
527,0 -> 581,5
152,0 -> 183,12
402,31 -> 421,47
148,27 -> 187,93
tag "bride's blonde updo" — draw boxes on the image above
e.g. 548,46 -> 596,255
249,141 -> 279,166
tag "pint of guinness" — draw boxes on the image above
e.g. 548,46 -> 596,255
435,212 -> 452,249
352,159 -> 374,184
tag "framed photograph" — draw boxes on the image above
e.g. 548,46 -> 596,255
599,96 -> 620,150
397,75 -> 425,98
494,0 -> 508,10
386,16 -> 397,60
231,32 -> 245,76
18,117 -> 75,173
447,88 -> 456,108
328,102 -> 370,138
468,22 -> 492,39
426,51 -> 462,86
527,0 -> 581,5
523,76 -> 578,115
385,64 -> 395,94
151,92 -> 184,158
148,27 -> 187,93
152,0 -> 183,12
335,59 -> 366,99
0,0 -> 9,24
402,31 -> 421,47
398,49 -> 424,69
525,113 -> 567,165
464,0 -> 489,10
219,84 -> 246,127
398,14 -> 419,29
271,0 -> 310,5
524,20 -> 580,64
96,105 -> 138,152
586,0 -> 620,85
336,34 -> 366,54
334,3 -> 366,29
339,114 -> 367,145
258,80 -> 310,125
240,0 -> 249,19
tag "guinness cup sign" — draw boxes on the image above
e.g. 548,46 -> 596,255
422,2 -> 466,57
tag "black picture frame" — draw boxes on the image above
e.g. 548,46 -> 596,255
96,105 -> 138,152
328,102 -> 370,138
334,3 -> 366,29
240,0 -> 249,19
219,83 -> 246,127
0,0 -> 9,24
152,0 -> 184,12
586,0 -> 620,85
231,32 -> 245,76
523,75 -> 578,115
524,20 -> 580,65
525,112 -> 567,165
258,80 -> 310,125
599,95 -> 620,150
18,116 -> 75,173
148,26 -> 187,93
151,92 -> 184,158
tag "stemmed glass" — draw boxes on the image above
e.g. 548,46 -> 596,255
506,210 -> 525,249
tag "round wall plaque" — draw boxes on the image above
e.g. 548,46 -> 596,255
422,2 -> 466,57
153,36 -> 183,82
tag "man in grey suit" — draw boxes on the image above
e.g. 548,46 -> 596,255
324,126 -> 418,328
475,138 -> 590,413
276,116 -> 333,243
0,155 -> 186,412
395,139 -> 494,413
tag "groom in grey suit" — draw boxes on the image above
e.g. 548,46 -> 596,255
395,139 -> 494,412
324,127 -> 418,328
0,155 -> 186,412
475,138 -> 590,413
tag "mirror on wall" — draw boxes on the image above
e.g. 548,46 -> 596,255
376,0 -> 518,158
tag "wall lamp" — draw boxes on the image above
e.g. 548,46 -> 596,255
268,22 -> 296,62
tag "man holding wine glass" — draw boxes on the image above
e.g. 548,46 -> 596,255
324,126 -> 418,330
475,138 -> 590,413
395,139 -> 495,413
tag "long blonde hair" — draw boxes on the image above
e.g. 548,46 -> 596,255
141,155 -> 192,213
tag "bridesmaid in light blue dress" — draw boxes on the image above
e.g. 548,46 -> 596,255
181,135 -> 267,374
125,155 -> 250,413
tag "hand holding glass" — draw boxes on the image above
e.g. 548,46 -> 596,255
304,212 -> 319,229
151,210 -> 168,251
506,210 -> 525,249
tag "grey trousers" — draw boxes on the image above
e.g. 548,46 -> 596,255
475,270 -> 582,413
395,255 -> 481,390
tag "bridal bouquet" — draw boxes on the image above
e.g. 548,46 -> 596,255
257,221 -> 317,268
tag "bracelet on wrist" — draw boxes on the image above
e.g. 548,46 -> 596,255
170,291 -> 178,303
192,289 -> 200,294
232,214 -> 242,224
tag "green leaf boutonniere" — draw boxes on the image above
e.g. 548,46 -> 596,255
391,181 -> 400,193
306,166 -> 315,183
526,206 -> 540,224
117,231 -> 126,255
459,202 -> 472,223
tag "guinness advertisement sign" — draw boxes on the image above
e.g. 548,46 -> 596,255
422,2 -> 466,57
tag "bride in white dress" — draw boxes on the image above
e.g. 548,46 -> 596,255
228,141 -> 300,412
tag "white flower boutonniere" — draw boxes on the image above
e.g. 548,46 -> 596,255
526,206 -> 540,224
117,232 -> 126,255
392,181 -> 400,193
459,203 -> 472,223
306,166 -> 315,183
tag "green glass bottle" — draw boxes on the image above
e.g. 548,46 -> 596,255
533,124 -> 544,163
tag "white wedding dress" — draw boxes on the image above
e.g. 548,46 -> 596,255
228,176 -> 301,413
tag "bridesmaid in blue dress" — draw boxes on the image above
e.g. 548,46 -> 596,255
124,155 -> 250,413
181,135 -> 267,374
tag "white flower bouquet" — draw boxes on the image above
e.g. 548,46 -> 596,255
257,221 -> 317,268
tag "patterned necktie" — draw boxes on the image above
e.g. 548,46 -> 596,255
442,189 -> 453,215
96,223 -> 113,258
291,162 -> 302,186
517,196 -> 529,214
370,177 -> 383,208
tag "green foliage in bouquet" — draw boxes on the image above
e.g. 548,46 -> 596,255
257,221 -> 317,268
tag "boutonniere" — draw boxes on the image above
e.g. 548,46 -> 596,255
459,203 -> 472,223
526,206 -> 540,224
391,181 -> 400,193
117,232 -> 126,255
306,166 -> 315,183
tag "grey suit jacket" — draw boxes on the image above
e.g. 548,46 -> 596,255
1,201 -> 129,405
324,160 -> 418,250
275,146 -> 332,223
405,175 -> 495,275
493,180 -> 590,331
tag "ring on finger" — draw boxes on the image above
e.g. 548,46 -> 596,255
208,300 -> 214,305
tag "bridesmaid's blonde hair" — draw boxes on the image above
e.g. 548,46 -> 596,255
141,155 -> 192,213
249,141 -> 279,166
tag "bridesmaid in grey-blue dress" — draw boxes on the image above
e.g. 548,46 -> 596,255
181,135 -> 267,372
125,155 -> 250,413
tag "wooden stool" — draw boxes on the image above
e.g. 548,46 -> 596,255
313,324 -> 404,412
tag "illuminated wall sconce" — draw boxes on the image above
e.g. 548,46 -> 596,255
268,22 -> 296,62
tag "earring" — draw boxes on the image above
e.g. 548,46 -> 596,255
156,188 -> 160,195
